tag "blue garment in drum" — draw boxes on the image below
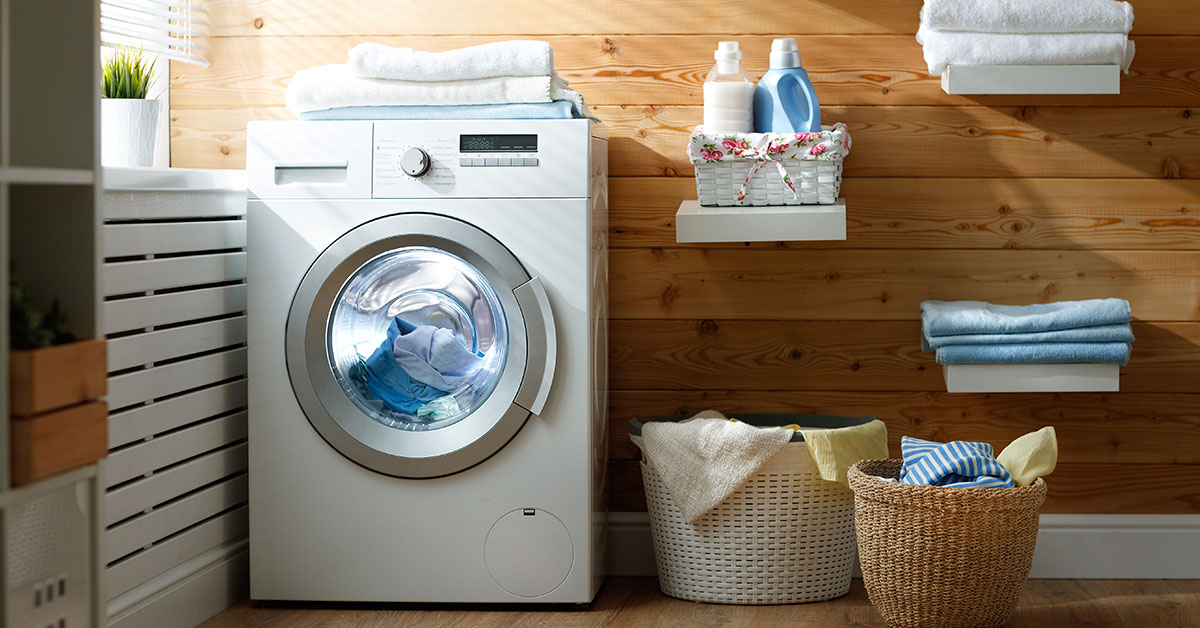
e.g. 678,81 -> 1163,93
391,318 -> 485,391
352,318 -> 446,415
351,318 -> 484,417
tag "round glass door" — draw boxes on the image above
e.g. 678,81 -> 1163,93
286,213 -> 556,478
328,247 -> 508,432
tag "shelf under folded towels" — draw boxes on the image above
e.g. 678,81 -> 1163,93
942,363 -> 1119,393
675,199 -> 846,243
941,65 -> 1120,95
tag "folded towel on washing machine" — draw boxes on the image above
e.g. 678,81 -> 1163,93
298,102 -> 576,121
349,40 -> 555,82
391,318 -> 485,392
353,319 -> 450,416
284,64 -> 596,120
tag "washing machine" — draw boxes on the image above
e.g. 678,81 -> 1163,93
245,119 -> 608,603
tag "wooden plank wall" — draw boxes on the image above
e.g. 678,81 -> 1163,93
172,0 -> 1200,514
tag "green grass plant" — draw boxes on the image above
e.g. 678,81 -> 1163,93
102,47 -> 154,99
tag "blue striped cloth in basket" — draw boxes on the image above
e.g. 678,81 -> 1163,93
899,436 -> 1014,489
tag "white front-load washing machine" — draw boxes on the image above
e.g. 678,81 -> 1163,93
245,119 -> 608,603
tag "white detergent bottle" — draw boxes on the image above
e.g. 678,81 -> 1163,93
703,41 -> 754,134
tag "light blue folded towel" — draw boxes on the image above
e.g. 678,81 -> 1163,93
921,298 -> 1132,338
923,323 -> 1135,350
936,341 -> 1131,365
299,101 -> 577,120
900,436 -> 1015,489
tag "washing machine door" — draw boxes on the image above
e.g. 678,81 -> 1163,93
286,213 -> 556,478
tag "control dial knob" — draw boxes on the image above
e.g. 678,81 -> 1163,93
400,147 -> 432,177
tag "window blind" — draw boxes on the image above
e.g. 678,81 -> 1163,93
100,0 -> 209,67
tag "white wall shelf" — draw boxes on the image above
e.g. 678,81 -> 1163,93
103,167 -> 246,192
675,199 -> 846,243
0,166 -> 96,185
941,65 -> 1121,95
943,363 -> 1120,393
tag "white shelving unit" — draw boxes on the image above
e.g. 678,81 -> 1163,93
675,199 -> 847,243
943,363 -> 1120,393
941,65 -> 1121,95
1,1 -> 106,627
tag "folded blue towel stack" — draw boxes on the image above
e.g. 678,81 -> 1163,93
900,436 -> 1014,489
920,298 -> 1134,365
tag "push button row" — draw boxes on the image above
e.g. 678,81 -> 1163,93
459,157 -> 539,167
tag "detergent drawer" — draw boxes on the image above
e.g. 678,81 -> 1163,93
247,121 -> 373,199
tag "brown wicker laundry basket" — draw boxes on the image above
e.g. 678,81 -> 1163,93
847,459 -> 1047,628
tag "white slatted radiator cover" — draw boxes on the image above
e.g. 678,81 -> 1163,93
101,176 -> 247,627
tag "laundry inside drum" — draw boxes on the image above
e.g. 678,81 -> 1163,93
326,246 -> 509,431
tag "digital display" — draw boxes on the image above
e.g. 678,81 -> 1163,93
459,134 -> 538,153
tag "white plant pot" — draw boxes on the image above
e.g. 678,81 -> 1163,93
101,98 -> 161,167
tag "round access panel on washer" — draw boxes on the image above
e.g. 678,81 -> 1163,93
484,509 -> 573,598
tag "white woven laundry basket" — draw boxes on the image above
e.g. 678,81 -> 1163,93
688,123 -> 851,207
695,159 -> 842,206
630,414 -> 863,605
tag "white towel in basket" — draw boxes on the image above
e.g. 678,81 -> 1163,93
639,411 -> 793,523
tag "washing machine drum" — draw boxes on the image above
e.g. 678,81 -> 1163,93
286,213 -> 556,478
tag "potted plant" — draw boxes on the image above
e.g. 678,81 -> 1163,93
8,283 -> 107,485
101,47 -> 159,167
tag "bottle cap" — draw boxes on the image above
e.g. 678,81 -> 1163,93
714,41 -> 742,62
769,37 -> 801,69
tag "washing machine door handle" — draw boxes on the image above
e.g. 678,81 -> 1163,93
513,275 -> 556,415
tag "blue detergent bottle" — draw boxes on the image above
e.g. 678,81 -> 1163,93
753,38 -> 821,133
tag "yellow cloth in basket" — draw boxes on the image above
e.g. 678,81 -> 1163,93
997,425 -> 1058,487
797,420 -> 889,487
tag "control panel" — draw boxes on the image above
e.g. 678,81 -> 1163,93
458,133 -> 538,168
246,120 -> 597,200
373,120 -> 590,199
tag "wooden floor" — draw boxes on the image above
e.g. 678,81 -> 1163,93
202,577 -> 1200,628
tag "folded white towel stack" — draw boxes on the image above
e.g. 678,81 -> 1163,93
921,0 -> 1134,34
286,65 -> 588,115
917,0 -> 1135,76
349,40 -> 555,82
284,40 -> 595,120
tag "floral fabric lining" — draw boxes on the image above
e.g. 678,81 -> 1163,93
687,123 -> 852,203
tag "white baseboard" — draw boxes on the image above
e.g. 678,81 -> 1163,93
98,513 -> 1200,626
608,512 -> 1200,579
107,537 -> 249,628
